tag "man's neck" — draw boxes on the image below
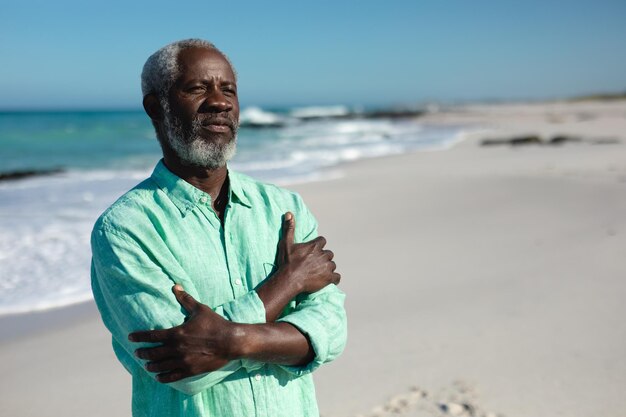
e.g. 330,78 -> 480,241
162,156 -> 229,219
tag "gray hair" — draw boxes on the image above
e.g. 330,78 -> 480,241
140,38 -> 236,101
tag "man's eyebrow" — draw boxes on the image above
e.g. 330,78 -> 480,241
181,77 -> 235,84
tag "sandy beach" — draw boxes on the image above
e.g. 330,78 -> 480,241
1,100 -> 625,417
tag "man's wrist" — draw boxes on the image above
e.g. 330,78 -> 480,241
273,265 -> 304,295
227,323 -> 257,359
254,265 -> 303,323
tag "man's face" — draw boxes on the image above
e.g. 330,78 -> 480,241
162,47 -> 240,169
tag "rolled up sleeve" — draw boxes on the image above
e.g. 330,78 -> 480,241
276,284 -> 347,375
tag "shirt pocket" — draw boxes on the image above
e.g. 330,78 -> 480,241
263,262 -> 277,277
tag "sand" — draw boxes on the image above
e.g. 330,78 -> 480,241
1,100 -> 625,417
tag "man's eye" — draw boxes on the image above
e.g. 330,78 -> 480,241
187,86 -> 205,93
222,88 -> 236,96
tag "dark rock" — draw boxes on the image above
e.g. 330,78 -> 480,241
239,121 -> 286,129
481,135 -> 542,146
590,137 -> 621,145
480,138 -> 509,146
364,109 -> 426,119
0,168 -> 65,182
510,135 -> 542,145
548,135 -> 581,145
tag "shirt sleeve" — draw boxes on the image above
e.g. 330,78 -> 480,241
274,196 -> 348,376
91,225 -> 266,396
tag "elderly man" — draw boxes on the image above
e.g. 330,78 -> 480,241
91,39 -> 347,417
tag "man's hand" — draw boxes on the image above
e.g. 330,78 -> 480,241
275,212 -> 341,294
256,212 -> 341,322
129,285 -> 241,383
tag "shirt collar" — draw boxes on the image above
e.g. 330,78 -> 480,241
150,160 -> 251,216
227,170 -> 252,208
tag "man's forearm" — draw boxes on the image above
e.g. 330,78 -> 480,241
131,285 -> 316,382
232,322 -> 314,366
255,267 -> 302,323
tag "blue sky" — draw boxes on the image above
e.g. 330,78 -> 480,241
1,0 -> 625,109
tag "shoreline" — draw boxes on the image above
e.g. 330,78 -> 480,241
0,300 -> 99,344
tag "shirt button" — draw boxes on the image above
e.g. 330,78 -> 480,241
234,279 -> 242,286
254,374 -> 261,381
199,196 -> 208,204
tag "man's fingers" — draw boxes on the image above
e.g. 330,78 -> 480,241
332,272 -> 341,285
156,370 -> 186,383
129,328 -> 171,343
146,358 -> 180,374
323,249 -> 334,261
281,212 -> 296,249
172,284 -> 199,313
135,345 -> 176,361
311,236 -> 327,249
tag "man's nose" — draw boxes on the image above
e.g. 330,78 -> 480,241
201,88 -> 232,113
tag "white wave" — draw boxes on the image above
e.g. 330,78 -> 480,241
279,119 -> 421,142
0,219 -> 95,316
239,106 -> 286,125
0,292 -> 94,316
289,105 -> 350,119
289,142 -> 405,166
230,157 -> 303,172
0,168 -> 151,191
271,169 -> 344,186
0,165 -> 151,317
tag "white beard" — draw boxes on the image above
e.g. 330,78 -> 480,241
162,109 -> 237,169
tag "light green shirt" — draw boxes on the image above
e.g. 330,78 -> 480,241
91,160 -> 347,417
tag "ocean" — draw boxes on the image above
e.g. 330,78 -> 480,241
0,105 -> 469,316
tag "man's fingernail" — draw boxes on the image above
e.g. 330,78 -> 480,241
285,212 -> 292,221
128,334 -> 135,341
174,284 -> 184,291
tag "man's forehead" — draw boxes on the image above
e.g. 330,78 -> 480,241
176,47 -> 235,81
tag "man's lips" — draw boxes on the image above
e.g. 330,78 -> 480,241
201,124 -> 231,133
199,118 -> 234,132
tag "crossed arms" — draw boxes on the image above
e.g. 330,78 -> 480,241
91,211 -> 345,394
128,212 -> 340,382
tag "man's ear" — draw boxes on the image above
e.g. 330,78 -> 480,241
143,94 -> 163,121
